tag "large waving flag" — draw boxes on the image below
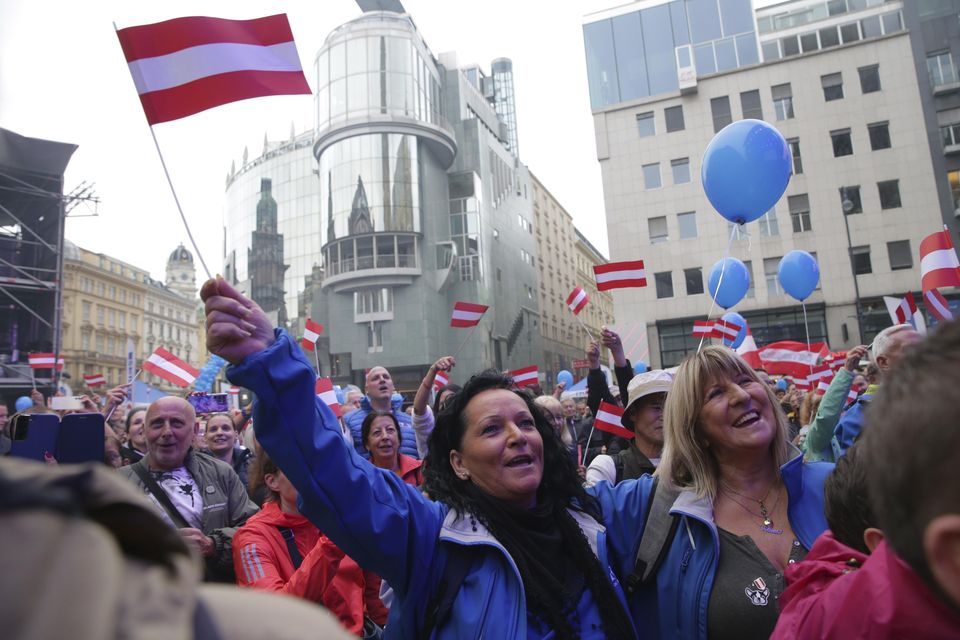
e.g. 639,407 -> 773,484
924,288 -> 954,322
594,402 -> 634,439
920,229 -> 960,292
566,286 -> 589,315
757,341 -> 829,379
736,332 -> 762,369
301,318 -> 323,351
143,347 -> 199,387
116,14 -> 311,125
593,260 -> 647,291
451,302 -> 488,328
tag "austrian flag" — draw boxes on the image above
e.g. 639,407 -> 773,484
593,260 -> 647,291
594,402 -> 634,439
510,365 -> 539,388
433,370 -> 450,392
116,14 -> 311,125
143,347 -> 199,388
301,318 -> 323,351
566,286 -> 589,315
451,302 -> 488,328
315,378 -> 341,418
919,229 -> 960,292
711,318 -> 742,341
83,373 -> 107,387
28,353 -> 64,370
692,320 -> 714,338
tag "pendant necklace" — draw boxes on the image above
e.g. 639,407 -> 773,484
720,481 -> 784,535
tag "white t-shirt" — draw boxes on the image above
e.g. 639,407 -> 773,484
147,466 -> 203,529
584,454 -> 661,488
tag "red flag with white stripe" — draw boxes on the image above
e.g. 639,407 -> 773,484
806,364 -> 833,388
736,332 -> 762,369
226,385 -> 240,395
315,378 -> 342,418
451,302 -> 488,328
593,401 -> 634,439
845,388 -> 860,406
692,320 -> 714,338
116,14 -> 311,125
924,288 -> 954,322
301,318 -> 323,351
433,371 -> 449,392
816,379 -> 830,395
566,286 -> 589,315
510,365 -> 539,388
83,373 -> 107,387
28,353 -> 64,370
711,318 -> 742,341
593,260 -> 647,291
791,377 -> 812,392
143,347 -> 199,387
758,341 -> 830,380
920,228 -> 960,291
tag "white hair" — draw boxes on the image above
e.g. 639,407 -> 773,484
870,324 -> 913,364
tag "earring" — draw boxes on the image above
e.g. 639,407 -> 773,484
458,471 -> 470,480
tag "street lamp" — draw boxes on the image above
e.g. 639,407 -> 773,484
840,189 -> 866,344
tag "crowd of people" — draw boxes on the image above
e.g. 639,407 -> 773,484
1,276 -> 958,639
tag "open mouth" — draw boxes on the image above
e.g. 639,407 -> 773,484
732,410 -> 761,428
505,454 -> 534,468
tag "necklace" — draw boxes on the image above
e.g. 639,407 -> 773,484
720,481 -> 784,535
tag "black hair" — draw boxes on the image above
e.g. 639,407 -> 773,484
125,406 -> 146,433
431,383 -> 461,417
361,411 -> 401,450
824,442 -> 875,555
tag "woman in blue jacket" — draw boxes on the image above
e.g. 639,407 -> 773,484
202,277 -> 636,639
592,346 -> 833,639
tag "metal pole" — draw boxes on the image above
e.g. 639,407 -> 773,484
841,194 -> 866,343
52,173 -> 67,395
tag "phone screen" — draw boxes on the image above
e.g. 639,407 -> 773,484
187,393 -> 230,415
51,396 -> 84,411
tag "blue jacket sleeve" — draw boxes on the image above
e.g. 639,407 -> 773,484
833,398 -> 866,456
588,476 -> 657,580
226,330 -> 443,599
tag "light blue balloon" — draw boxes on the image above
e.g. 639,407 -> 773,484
708,258 -> 751,309
334,385 -> 344,404
633,361 -> 648,375
720,311 -> 748,349
778,250 -> 820,301
557,370 -> 574,389
701,119 -> 792,224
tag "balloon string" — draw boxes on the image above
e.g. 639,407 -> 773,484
801,301 -> 813,375
698,224 -> 741,353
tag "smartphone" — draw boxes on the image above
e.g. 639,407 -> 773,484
51,395 -> 85,411
58,413 -> 106,464
9,413 -> 60,461
186,393 -> 230,415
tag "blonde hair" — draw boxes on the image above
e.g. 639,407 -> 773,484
656,345 -> 791,500
799,391 -> 822,427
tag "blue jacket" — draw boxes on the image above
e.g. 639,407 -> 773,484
832,394 -> 872,457
228,331 -> 634,639
591,452 -> 833,639
344,393 -> 420,460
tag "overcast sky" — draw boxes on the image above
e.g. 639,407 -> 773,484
0,0 -> 781,281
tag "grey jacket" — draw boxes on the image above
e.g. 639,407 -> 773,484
119,448 -> 259,582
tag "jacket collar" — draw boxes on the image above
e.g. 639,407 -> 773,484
396,453 -> 422,478
360,393 -> 402,414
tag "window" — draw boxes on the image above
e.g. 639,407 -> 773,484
643,163 -> 661,190
887,240 -> 912,270
928,51 -> 958,87
788,138 -> 803,174
665,105 -> 685,132
678,211 -> 697,239
118,312 -> 125,330
81,332 -> 90,351
758,210 -> 780,237
684,268 -> 704,295
840,185 -> 863,214
130,315 -> 137,332
96,334 -> 105,353
851,246 -> 872,275
81,301 -> 91,322
108,309 -> 116,328
764,258 -> 783,297
868,122 -> 891,150
821,73 -> 844,101
367,321 -> 385,353
636,112 -> 655,137
772,83 -> 794,120
942,121 -> 960,148
878,180 -> 901,209
330,352 -> 352,377
831,129 -> 853,157
97,305 -> 104,325
107,337 -> 115,357
711,96 -> 732,133
649,216 -> 668,244
740,90 -> 763,120
671,158 -> 691,185
840,21 -> 861,44
819,25 -> 841,48
789,194 -> 812,232
654,271 -> 674,299
859,65 -> 881,93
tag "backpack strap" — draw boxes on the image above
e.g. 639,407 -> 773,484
420,544 -> 478,640
276,526 -> 304,569
613,452 -> 625,485
623,478 -> 680,595
132,462 -> 191,529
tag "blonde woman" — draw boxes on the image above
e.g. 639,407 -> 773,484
592,345 -> 833,639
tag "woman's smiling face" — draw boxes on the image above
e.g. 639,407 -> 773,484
697,371 -> 777,458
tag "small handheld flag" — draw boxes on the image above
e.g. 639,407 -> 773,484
510,365 -> 539,388
83,373 -> 107,387
711,318 -> 742,341
919,228 -> 960,292
451,302 -> 488,328
315,378 -> 342,418
28,353 -> 64,370
692,320 -> 714,338
924,288 -> 954,322
142,347 -> 199,388
593,402 -> 634,439
566,286 -> 589,315
433,370 -> 450,392
301,318 -> 323,351
593,260 -> 647,291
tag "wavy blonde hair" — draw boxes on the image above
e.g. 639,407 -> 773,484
656,345 -> 790,500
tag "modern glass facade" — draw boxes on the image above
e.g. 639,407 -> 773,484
491,58 -> 519,155
583,0 -> 758,108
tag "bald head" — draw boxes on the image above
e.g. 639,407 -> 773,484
365,366 -> 395,410
145,396 -> 198,471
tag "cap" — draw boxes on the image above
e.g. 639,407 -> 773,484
622,370 -> 672,427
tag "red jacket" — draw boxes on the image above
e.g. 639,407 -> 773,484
397,453 -> 423,486
773,532 -> 960,639
233,501 -> 375,634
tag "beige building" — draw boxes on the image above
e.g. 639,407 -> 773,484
575,228 -> 616,347
60,242 -> 147,389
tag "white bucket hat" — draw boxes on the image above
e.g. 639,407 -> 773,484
621,370 -> 673,427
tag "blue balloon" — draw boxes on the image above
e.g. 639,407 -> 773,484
776,379 -> 788,391
708,258 -> 751,309
778,250 -> 820,301
720,311 -> 748,349
557,370 -> 574,389
633,361 -> 648,375
15,396 -> 32,412
701,119 -> 792,224
334,385 -> 344,405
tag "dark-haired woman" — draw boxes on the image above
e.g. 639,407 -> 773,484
119,407 -> 147,466
204,277 -> 636,639
362,411 -> 423,486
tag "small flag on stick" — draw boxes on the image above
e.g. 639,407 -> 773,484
451,302 -> 488,328
920,228 -> 960,292
510,365 -> 539,388
143,347 -> 199,388
433,370 -> 449,392
83,373 -> 107,387
593,260 -> 647,291
566,286 -> 589,315
692,320 -> 714,338
593,402 -> 634,439
301,318 -> 323,351
711,318 -> 742,342
315,378 -> 341,418
28,353 -> 64,370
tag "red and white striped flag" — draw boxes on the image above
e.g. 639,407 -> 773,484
142,347 -> 199,388
593,260 -> 647,291
593,401 -> 634,439
116,14 -> 311,125
315,378 -> 341,418
920,229 -> 960,292
83,373 -> 107,387
924,288 -> 954,322
28,353 -> 64,370
433,370 -> 449,392
807,364 -> 833,385
566,286 -> 589,315
451,302 -> 488,328
816,379 -> 831,395
711,318 -> 742,341
510,365 -> 539,388
692,320 -> 714,338
736,332 -> 762,369
301,318 -> 323,351
884,293 -> 927,335
846,388 -> 860,406
791,377 -> 812,392
226,385 -> 240,395
758,341 -> 830,380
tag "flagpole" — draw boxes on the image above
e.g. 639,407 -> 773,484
574,314 -> 597,343
582,423 -> 598,466
451,323 -> 481,360
313,347 -> 321,375
31,368 -> 36,390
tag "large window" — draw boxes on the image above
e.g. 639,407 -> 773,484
740,89 -> 763,120
671,158 -> 691,185
772,83 -> 794,120
868,122 -> 891,150
878,180 -> 901,209
851,246 -> 872,275
840,185 -> 862,214
636,112 -> 656,137
788,194 -> 812,233
928,51 -> 958,87
665,105 -> 685,132
678,211 -> 698,239
831,129 -> 853,157
711,96 -> 732,133
643,163 -> 662,190
887,240 -> 912,271
649,216 -> 668,244
859,64 -> 881,93
758,210 -> 779,237
684,267 -> 704,295
354,287 -> 393,316
821,73 -> 844,101
942,121 -> 960,148
655,271 -> 674,299
82,301 -> 91,322
764,257 -> 783,297
788,138 -> 803,174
